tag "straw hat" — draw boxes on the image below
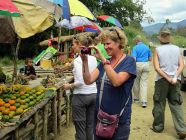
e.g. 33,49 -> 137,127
133,35 -> 142,41
157,29 -> 171,43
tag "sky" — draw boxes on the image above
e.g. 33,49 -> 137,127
141,0 -> 186,27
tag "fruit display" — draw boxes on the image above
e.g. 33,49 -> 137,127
0,84 -> 7,94
0,84 -> 46,123
41,74 -> 57,88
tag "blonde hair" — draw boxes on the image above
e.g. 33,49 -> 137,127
73,34 -> 93,47
98,27 -> 127,49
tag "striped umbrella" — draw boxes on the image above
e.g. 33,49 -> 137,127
0,0 -> 21,17
97,15 -> 123,29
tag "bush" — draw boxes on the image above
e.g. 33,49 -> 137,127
171,35 -> 186,48
0,57 -> 13,66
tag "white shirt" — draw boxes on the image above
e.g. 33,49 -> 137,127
155,44 -> 181,81
72,55 -> 97,94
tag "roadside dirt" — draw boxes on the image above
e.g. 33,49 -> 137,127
57,64 -> 186,140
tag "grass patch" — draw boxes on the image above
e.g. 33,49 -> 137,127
0,57 -> 24,67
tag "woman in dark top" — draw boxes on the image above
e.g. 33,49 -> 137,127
81,27 -> 136,140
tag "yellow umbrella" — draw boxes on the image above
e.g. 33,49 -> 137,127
49,0 -> 95,20
68,0 -> 95,20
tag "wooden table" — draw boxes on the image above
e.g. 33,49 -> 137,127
0,76 -> 73,140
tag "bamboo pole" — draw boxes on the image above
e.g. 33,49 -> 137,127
12,37 -> 21,84
15,129 -> 19,140
52,95 -> 58,137
34,111 -> 39,139
43,104 -> 48,140
57,88 -> 63,135
66,91 -> 71,127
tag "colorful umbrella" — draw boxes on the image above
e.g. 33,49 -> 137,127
75,23 -> 102,33
0,0 -> 21,17
97,15 -> 123,29
49,0 -> 95,20
56,16 -> 93,29
56,16 -> 102,33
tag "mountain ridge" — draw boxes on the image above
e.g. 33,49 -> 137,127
143,19 -> 186,35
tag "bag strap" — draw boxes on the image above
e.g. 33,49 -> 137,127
99,72 -> 106,108
99,72 -> 130,117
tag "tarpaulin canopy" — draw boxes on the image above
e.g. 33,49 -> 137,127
12,0 -> 54,38
31,0 -> 62,21
0,16 -> 16,43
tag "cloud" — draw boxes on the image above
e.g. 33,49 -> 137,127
142,0 -> 186,25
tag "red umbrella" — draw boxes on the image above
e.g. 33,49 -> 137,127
75,23 -> 102,33
0,0 -> 21,17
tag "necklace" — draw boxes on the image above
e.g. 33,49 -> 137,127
111,53 -> 124,68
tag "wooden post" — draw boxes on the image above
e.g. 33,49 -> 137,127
34,111 -> 39,139
66,90 -> 71,127
12,37 -> 21,84
15,129 -> 19,140
57,88 -> 63,135
52,95 -> 58,137
43,104 -> 48,140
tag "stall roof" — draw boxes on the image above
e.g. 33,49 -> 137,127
39,32 -> 96,46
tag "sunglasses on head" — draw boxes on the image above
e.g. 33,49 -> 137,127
109,28 -> 121,40
73,35 -> 78,40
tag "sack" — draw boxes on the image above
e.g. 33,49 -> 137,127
96,109 -> 119,138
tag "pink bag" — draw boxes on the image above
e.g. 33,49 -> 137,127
96,109 -> 119,138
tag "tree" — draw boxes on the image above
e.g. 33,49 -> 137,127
176,26 -> 186,37
79,0 -> 146,27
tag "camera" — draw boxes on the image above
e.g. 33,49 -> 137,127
81,47 -> 91,55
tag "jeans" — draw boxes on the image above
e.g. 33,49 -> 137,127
94,120 -> 130,140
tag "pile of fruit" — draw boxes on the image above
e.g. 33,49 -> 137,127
41,75 -> 57,88
0,84 -> 46,122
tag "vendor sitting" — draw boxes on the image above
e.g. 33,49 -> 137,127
24,58 -> 37,80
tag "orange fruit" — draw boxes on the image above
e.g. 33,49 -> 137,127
0,101 -> 5,107
4,103 -> 11,108
2,108 -> 10,115
10,106 -> 16,111
9,100 -> 16,105
19,91 -> 25,96
0,106 -> 5,112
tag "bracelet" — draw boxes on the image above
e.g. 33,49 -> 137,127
102,60 -> 111,65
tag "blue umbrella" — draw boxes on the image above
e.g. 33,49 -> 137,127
62,0 -> 70,20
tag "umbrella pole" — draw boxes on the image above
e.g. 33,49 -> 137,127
12,37 -> 21,84
58,27 -> 62,47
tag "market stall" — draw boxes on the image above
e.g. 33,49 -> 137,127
0,72 -> 73,140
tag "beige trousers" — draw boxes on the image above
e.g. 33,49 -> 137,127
133,62 -> 150,103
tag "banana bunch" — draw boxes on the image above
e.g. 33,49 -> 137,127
0,84 -> 7,94
34,85 -> 46,92
10,84 -> 23,92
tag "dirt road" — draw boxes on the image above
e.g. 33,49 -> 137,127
57,65 -> 186,140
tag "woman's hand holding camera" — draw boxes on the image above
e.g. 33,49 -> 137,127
90,46 -> 106,62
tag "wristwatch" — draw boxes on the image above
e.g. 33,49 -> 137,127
102,60 -> 111,65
